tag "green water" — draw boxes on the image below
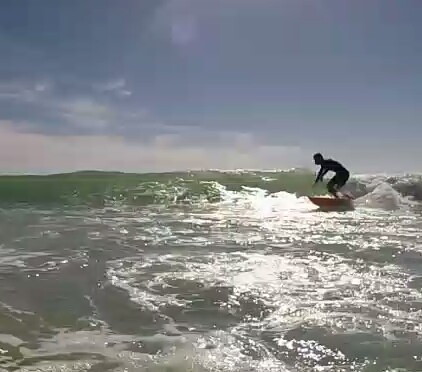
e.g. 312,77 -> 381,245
0,169 -> 317,206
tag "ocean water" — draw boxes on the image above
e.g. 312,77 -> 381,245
0,169 -> 421,371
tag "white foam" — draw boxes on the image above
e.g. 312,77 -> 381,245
355,182 -> 415,210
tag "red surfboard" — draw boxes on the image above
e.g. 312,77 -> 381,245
308,195 -> 354,210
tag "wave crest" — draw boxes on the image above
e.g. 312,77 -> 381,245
0,170 -> 421,207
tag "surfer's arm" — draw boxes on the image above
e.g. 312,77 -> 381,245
314,168 -> 323,183
314,167 -> 328,183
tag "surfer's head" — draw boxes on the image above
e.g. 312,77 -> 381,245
313,153 -> 323,164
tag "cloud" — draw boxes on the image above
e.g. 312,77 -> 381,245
56,97 -> 114,131
0,78 -> 163,137
0,79 -> 52,102
0,120 -> 306,174
93,78 -> 132,97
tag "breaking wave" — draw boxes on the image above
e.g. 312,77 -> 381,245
0,169 -> 421,208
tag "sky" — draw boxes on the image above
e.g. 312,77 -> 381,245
0,0 -> 421,174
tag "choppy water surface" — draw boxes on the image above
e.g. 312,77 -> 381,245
0,171 -> 421,371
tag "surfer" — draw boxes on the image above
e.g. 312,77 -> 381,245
312,153 -> 350,198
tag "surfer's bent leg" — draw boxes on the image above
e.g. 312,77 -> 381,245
331,171 -> 350,197
327,176 -> 339,198
336,170 -> 350,189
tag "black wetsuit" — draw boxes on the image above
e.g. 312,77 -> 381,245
315,159 -> 349,196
